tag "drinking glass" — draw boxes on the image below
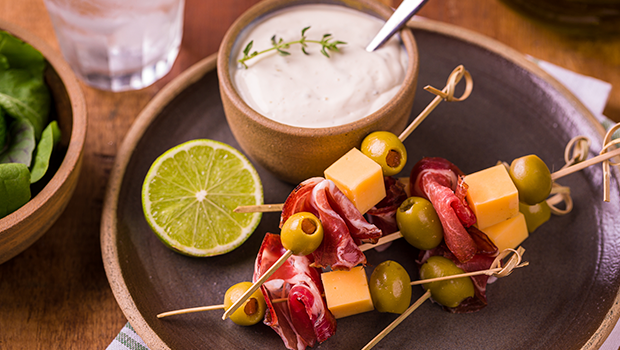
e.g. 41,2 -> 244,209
44,0 -> 185,92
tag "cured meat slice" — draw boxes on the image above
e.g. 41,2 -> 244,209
417,245 -> 495,313
366,176 -> 408,236
256,233 -> 336,350
410,157 -> 478,263
280,178 -> 382,270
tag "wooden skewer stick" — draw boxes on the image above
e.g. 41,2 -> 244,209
361,289 -> 432,350
158,304 -> 225,318
398,65 -> 473,142
412,246 -> 527,286
234,203 -> 283,213
158,297 -> 288,319
550,146 -> 620,181
410,262 -> 529,286
222,250 -> 293,320
358,231 -> 403,252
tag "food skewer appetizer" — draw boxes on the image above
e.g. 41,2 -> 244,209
219,64 -> 475,321
146,55 -> 619,348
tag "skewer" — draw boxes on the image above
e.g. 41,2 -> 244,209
223,212 -> 324,320
222,250 -> 293,320
550,122 -> 620,202
234,203 -> 283,213
361,289 -> 432,350
398,65 -> 473,142
550,147 -> 620,181
158,296 -> 289,318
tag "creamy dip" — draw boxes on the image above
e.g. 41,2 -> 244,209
232,4 -> 408,128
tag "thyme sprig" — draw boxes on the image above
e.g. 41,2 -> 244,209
238,26 -> 346,68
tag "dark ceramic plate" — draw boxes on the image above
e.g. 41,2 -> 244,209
102,19 -> 620,350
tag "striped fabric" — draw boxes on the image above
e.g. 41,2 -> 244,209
107,323 -> 149,350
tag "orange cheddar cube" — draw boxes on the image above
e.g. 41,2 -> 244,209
321,266 -> 374,319
481,212 -> 529,252
324,148 -> 386,214
464,164 -> 519,230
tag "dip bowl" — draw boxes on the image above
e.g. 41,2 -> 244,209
0,20 -> 87,264
218,0 -> 419,184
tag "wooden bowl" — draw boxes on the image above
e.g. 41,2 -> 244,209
0,20 -> 87,264
218,0 -> 419,184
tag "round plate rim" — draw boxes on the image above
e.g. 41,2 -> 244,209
100,18 -> 619,350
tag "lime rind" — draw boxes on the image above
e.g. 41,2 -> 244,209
142,139 -> 263,257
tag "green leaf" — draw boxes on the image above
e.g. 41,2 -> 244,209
0,108 -> 7,152
243,41 -> 253,56
0,31 -> 46,76
0,68 -> 50,139
0,118 -> 35,166
301,26 -> 311,37
0,162 -> 31,219
29,121 -> 61,183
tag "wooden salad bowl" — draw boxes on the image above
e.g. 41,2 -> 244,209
0,19 -> 87,264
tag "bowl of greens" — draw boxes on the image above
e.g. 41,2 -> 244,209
0,20 -> 86,264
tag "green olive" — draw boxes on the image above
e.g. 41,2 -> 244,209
360,131 -> 407,176
519,200 -> 551,233
280,212 -> 324,256
396,197 -> 443,250
224,282 -> 267,326
509,154 -> 552,205
419,256 -> 475,308
369,260 -> 412,314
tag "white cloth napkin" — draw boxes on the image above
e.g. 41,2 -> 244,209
106,59 -> 618,350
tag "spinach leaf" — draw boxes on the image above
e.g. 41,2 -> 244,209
0,108 -> 6,152
0,162 -> 31,219
0,118 -> 35,166
30,121 -> 61,183
0,68 -> 50,139
0,31 -> 46,76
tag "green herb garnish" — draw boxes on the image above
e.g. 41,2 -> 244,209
238,26 -> 346,68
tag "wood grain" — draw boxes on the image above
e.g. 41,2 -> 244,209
0,0 -> 618,349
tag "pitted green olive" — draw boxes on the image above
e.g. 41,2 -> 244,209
281,212 -> 324,256
419,256 -> 474,308
396,197 -> 443,250
360,131 -> 407,176
369,260 -> 412,314
224,282 -> 267,326
519,200 -> 551,233
509,155 -> 552,205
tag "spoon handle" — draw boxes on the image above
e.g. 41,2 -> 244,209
366,0 -> 429,52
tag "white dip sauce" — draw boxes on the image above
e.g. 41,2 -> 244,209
232,4 -> 408,128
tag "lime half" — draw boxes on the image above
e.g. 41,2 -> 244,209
142,139 -> 263,257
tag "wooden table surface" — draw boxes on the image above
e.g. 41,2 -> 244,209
0,0 -> 619,349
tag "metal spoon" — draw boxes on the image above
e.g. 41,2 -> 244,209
366,0 -> 429,52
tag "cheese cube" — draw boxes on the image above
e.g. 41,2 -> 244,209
324,148 -> 386,214
321,266 -> 374,319
481,212 -> 529,252
464,164 -> 519,230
